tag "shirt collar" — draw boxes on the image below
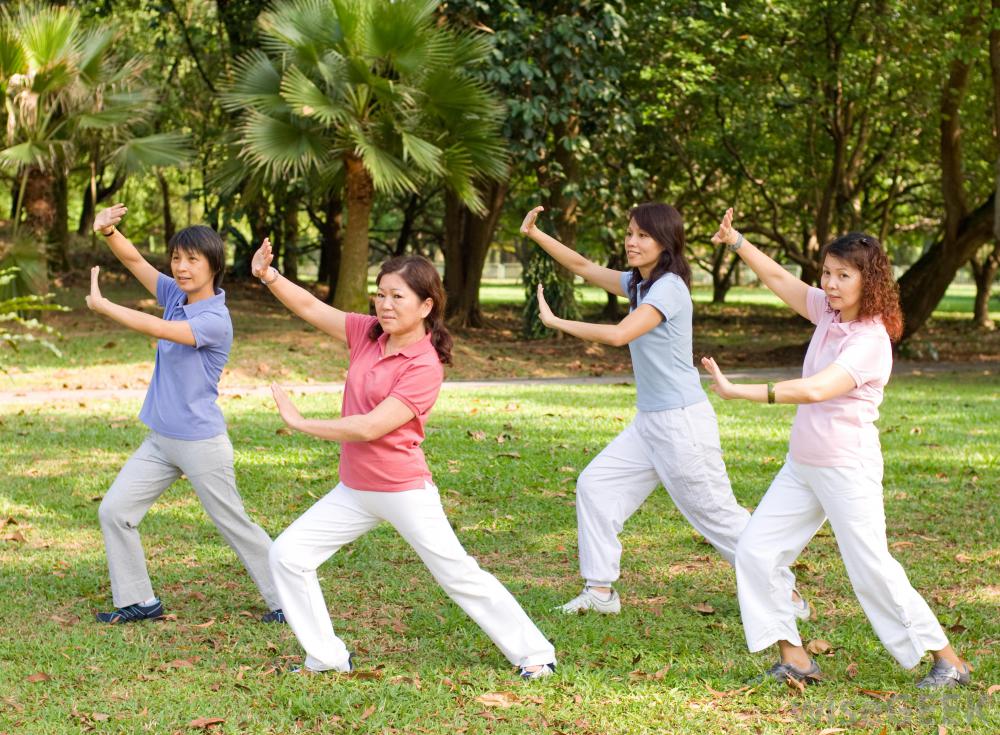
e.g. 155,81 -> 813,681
377,329 -> 436,359
181,288 -> 225,317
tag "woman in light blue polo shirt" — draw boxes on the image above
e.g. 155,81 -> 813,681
85,204 -> 283,625
522,203 -> 802,617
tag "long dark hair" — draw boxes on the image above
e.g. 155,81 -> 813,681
168,225 -> 225,291
368,255 -> 453,365
626,202 -> 691,309
821,233 -> 903,341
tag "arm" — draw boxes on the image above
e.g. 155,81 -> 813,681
521,206 -> 625,296
86,266 -> 195,346
93,204 -> 161,297
252,238 -> 347,343
712,208 -> 811,320
700,356 -> 856,404
536,284 -> 661,346
271,384 -> 414,442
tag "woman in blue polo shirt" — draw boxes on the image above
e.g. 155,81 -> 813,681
522,203 -> 803,617
86,204 -> 283,625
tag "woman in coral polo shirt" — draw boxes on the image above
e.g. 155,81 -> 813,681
700,208 -> 970,690
251,241 -> 556,679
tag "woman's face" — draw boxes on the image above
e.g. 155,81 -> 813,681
374,272 -> 433,336
624,218 -> 664,275
821,254 -> 863,321
170,247 -> 216,299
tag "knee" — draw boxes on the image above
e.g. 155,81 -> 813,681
575,467 -> 600,504
97,491 -> 126,528
269,532 -> 309,574
735,532 -> 770,573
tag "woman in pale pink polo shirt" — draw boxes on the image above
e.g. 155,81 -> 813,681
250,241 -> 556,679
699,208 -> 970,690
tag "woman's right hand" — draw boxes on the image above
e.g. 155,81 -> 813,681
711,207 -> 739,248
251,237 -> 273,279
94,203 -> 127,235
520,206 -> 544,236
700,356 -> 737,400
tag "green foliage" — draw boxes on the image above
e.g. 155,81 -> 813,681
0,265 -> 68,369
522,247 -> 579,338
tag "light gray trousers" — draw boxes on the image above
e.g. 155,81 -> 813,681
98,431 -> 280,610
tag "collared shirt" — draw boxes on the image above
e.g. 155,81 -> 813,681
138,274 -> 232,440
618,271 -> 707,411
789,287 -> 892,467
339,313 -> 443,491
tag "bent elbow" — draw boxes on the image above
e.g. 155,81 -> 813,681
608,331 -> 630,348
802,386 -> 826,404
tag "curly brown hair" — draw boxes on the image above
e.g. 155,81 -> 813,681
821,233 -> 903,341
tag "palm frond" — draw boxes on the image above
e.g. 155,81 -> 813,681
280,66 -> 352,125
350,127 -> 415,194
110,132 -> 193,174
18,4 -> 79,71
219,51 -> 287,114
259,0 -> 342,65
0,25 -> 27,81
76,26 -> 115,84
399,131 -> 444,176
239,110 -> 331,179
0,140 -> 53,168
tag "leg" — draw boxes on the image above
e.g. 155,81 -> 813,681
575,421 -> 661,587
376,484 -> 556,668
98,435 -> 180,607
808,463 -> 950,670
167,434 -> 282,610
269,484 -> 379,671
735,459 -> 827,653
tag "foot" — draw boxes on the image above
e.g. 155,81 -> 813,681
558,587 -> 621,615
751,659 -> 822,685
916,659 -> 971,689
261,609 -> 287,624
95,599 -> 164,624
520,662 -> 556,680
291,653 -> 353,674
792,590 -> 811,621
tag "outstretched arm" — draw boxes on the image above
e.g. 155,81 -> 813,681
536,284 -> 661,346
712,208 -> 810,320
700,356 -> 855,404
271,384 -> 413,441
252,238 -> 347,343
86,266 -> 195,346
94,204 -> 161,297
521,206 -> 625,296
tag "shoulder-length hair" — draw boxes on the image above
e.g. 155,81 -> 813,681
368,255 -> 453,365
821,233 -> 903,341
626,202 -> 691,309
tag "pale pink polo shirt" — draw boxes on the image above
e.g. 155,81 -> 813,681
788,287 -> 893,468
339,313 -> 443,491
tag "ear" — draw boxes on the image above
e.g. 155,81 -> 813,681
419,298 -> 433,320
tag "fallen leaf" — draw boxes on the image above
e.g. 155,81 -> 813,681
859,689 -> 898,702
691,602 -> 715,615
467,430 -> 486,441
806,639 -> 834,655
785,676 -> 805,695
276,427 -> 293,436
890,541 -> 914,550
359,704 -> 376,720
25,672 -> 50,683
192,619 -> 215,629
954,553 -> 974,563
2,531 -> 26,543
475,691 -> 519,708
161,658 -> 198,670
987,684 -> 1000,696
91,712 -> 110,722
819,729 -> 848,735
845,662 -> 859,679
496,451 -> 521,459
188,717 -> 225,729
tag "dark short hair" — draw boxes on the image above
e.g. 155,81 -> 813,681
168,226 -> 225,291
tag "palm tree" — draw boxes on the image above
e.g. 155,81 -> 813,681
221,0 -> 506,312
0,2 -> 192,277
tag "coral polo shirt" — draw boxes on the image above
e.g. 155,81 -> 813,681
339,313 -> 443,491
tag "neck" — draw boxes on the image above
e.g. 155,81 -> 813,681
386,325 -> 428,352
638,265 -> 654,280
186,284 -> 216,304
839,305 -> 860,322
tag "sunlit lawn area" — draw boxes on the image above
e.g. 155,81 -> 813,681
1,376 -> 997,734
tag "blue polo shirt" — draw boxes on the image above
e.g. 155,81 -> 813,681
137,274 -> 232,440
620,271 -> 706,411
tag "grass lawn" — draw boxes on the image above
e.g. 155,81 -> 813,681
1,376 -> 997,734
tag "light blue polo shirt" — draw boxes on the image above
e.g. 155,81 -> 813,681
620,271 -> 707,411
138,274 -> 232,440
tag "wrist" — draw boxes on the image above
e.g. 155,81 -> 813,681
260,266 -> 279,286
727,232 -> 744,252
97,225 -> 115,237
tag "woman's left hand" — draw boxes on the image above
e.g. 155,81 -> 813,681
271,383 -> 303,429
700,356 -> 736,399
536,284 -> 559,329
85,266 -> 107,314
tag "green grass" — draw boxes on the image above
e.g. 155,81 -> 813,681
1,376 -> 997,733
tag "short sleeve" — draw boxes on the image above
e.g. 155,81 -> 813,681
805,287 -> 829,325
389,358 -> 443,418
156,273 -> 182,308
639,275 -> 685,321
619,271 -> 631,300
188,310 -> 231,350
834,333 -> 890,388
345,313 -> 379,357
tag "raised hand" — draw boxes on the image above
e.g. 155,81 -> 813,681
711,207 -> 738,248
536,283 -> 558,329
271,383 -> 303,430
85,266 -> 107,314
251,237 -> 274,279
520,206 -> 544,236
94,204 -> 127,235
700,356 -> 736,399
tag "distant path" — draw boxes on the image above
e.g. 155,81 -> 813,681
1,361 -> 995,407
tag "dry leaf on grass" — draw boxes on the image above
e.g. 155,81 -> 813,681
691,602 -> 715,615
785,676 -> 805,695
806,639 -> 834,655
475,691 -> 519,708
359,704 -> 376,720
25,672 -> 51,683
845,662 -> 859,679
859,689 -> 898,701
91,713 -> 110,722
818,729 -> 848,735
986,684 -> 1000,696
188,716 -> 225,729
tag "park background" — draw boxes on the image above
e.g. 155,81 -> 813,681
1,1 -> 998,734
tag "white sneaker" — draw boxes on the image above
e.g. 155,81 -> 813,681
519,662 -> 556,680
792,591 -> 811,621
559,587 -> 621,614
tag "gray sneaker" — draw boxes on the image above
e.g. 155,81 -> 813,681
752,659 -> 822,685
792,591 -> 811,621
916,659 -> 971,689
559,586 -> 621,614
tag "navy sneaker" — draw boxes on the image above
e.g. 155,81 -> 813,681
261,609 -> 287,624
750,659 -> 822,686
95,599 -> 164,624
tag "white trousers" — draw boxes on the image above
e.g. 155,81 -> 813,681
735,457 -> 949,669
269,482 -> 555,671
576,400 -> 764,587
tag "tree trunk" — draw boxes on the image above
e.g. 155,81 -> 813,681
394,193 -> 420,257
77,168 -> 126,236
443,181 -> 508,328
335,155 -> 374,313
158,171 -> 176,245
970,242 -> 1000,328
600,247 -> 625,321
49,170 -> 69,271
281,197 -> 299,282
316,193 -> 343,304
